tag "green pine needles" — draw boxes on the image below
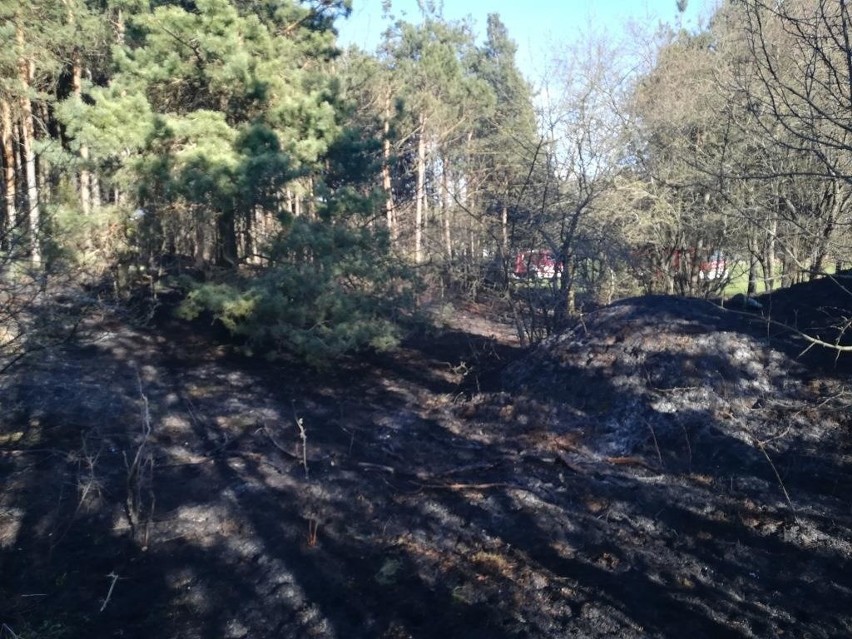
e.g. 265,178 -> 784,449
178,218 -> 415,366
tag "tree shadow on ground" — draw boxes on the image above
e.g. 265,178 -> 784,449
0,302 -> 850,638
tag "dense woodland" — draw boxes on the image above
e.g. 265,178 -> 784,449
1,0 -> 851,362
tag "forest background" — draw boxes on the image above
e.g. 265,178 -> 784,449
1,0 -> 851,365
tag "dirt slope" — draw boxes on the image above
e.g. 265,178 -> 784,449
505,295 -> 828,457
1,293 -> 850,638
755,269 -> 852,360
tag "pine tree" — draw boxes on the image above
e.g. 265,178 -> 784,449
476,14 -> 539,259
63,0 -> 343,266
380,9 -> 493,264
54,0 -> 410,363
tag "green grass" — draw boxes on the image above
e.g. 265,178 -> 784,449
722,264 -> 762,297
721,262 -> 839,297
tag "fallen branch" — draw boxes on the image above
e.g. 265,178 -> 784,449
99,571 -> 120,613
429,461 -> 498,478
295,415 -> 309,480
418,481 -> 511,491
124,373 -> 155,548
356,460 -> 500,482
644,419 -> 664,468
754,439 -> 797,520
262,425 -> 302,461
553,450 -> 585,474
357,461 -> 396,474
713,300 -> 852,354
604,455 -> 659,472
1,623 -> 21,639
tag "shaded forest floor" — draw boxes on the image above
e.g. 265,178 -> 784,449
1,279 -> 851,638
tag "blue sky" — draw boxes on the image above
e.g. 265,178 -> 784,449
336,0 -> 715,83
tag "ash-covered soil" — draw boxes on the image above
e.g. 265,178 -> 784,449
756,269 -> 852,354
1,291 -> 850,638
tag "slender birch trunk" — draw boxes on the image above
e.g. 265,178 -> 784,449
382,93 -> 396,245
441,153 -> 452,260
501,204 -> 508,253
415,113 -> 426,264
17,25 -> 40,265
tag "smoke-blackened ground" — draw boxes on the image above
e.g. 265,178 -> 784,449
1,286 -> 850,638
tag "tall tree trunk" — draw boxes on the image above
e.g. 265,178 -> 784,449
194,207 -> 206,267
285,188 -> 294,217
237,208 -> 250,263
114,7 -> 125,44
292,187 -> 302,218
17,25 -> 40,265
217,208 -> 237,267
382,93 -> 396,245
565,257 -> 577,316
307,176 -> 316,221
71,50 -> 92,220
747,228 -> 759,296
763,216 -> 777,291
64,0 -> 92,222
441,153 -> 452,261
501,203 -> 508,252
91,170 -> 101,209
811,182 -> 844,277
0,99 -> 16,243
415,114 -> 426,264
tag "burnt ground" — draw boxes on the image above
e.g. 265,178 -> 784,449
755,270 -> 852,359
0,283 -> 851,638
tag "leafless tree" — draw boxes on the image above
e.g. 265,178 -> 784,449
737,0 -> 852,276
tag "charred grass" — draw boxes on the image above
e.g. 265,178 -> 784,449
0,293 -> 850,638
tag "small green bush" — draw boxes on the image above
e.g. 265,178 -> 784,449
177,219 -> 415,367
